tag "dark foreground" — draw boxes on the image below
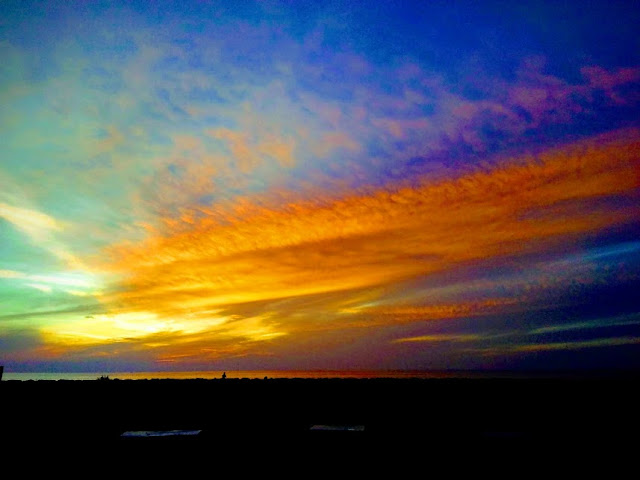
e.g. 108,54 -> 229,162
2,375 -> 638,472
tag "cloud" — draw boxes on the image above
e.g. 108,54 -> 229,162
25,283 -> 53,293
581,66 -> 640,104
0,328 -> 45,359
208,127 -> 297,172
33,129 -> 637,361
312,131 -> 361,157
0,202 -> 86,269
501,336 -> 640,353
529,313 -> 640,335
0,269 -> 24,279
392,333 -> 484,343
0,203 -> 61,235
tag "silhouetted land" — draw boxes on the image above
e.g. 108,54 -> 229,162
2,374 -> 638,472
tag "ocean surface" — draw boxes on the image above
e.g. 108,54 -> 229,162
0,369 -> 597,381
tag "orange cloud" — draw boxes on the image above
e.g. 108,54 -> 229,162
339,298 -> 520,329
392,333 -> 484,343
44,129 -> 640,359
313,131 -> 361,157
208,127 -> 296,171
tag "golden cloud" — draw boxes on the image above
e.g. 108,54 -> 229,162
43,129 -> 640,358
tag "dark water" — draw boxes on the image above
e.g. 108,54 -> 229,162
2,369 -> 637,472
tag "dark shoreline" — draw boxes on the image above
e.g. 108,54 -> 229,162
6,367 -> 640,380
3,375 -> 638,468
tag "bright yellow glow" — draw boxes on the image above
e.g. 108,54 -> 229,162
42,309 -> 285,348
41,311 -> 233,344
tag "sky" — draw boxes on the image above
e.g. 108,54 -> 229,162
1,0 -> 639,372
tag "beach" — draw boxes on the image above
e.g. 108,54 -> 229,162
2,375 -> 637,471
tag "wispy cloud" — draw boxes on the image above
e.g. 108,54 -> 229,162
34,130 -> 638,362
529,313 -> 640,335
392,334 -> 484,343
504,337 -> 640,353
0,202 -> 86,269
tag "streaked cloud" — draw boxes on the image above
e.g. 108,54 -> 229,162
530,313 -> 640,335
393,334 -> 484,344
31,130 -> 635,364
0,203 -> 61,234
502,337 -> 640,353
0,202 -> 88,269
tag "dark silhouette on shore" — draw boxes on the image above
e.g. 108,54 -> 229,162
2,373 -> 638,470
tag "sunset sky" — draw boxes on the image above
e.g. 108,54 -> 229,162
1,1 -> 639,372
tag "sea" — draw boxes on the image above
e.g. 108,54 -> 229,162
0,369 -> 597,381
